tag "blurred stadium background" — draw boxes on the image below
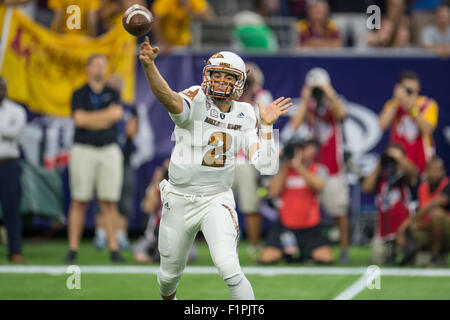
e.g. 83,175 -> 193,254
0,0 -> 449,300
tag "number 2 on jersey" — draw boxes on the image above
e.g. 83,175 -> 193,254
202,132 -> 232,167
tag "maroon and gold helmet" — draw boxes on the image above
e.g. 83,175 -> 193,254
201,51 -> 247,100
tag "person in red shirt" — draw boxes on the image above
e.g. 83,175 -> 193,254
283,67 -> 350,263
362,143 -> 419,265
258,138 -> 333,264
379,70 -> 439,173
397,156 -> 450,266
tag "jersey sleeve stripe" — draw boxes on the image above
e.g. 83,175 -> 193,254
183,98 -> 191,109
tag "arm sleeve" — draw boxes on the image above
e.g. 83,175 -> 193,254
169,97 -> 191,127
421,99 -> 438,128
169,86 -> 203,127
71,90 -> 82,116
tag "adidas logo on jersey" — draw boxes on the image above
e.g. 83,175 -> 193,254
163,202 -> 170,210
237,112 -> 245,118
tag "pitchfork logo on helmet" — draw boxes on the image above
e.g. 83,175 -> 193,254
202,51 -> 247,100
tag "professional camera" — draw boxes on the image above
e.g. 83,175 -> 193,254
380,154 -> 398,177
311,87 -> 324,105
282,140 -> 301,161
282,137 -> 318,160
311,86 -> 328,116
380,153 -> 405,187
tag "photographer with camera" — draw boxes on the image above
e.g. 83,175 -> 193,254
379,70 -> 439,173
362,143 -> 419,265
258,138 -> 333,265
397,156 -> 450,267
282,67 -> 350,264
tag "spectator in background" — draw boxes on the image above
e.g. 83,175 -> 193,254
397,156 -> 450,266
421,4 -> 450,59
295,0 -> 342,49
283,68 -> 350,264
48,0 -> 100,37
327,0 -> 373,48
232,62 -> 273,257
366,18 -> 396,47
366,0 -> 412,48
385,0 -> 411,27
411,0 -> 444,45
258,138 -> 333,265
0,77 -> 26,264
233,11 -> 278,53
362,143 -> 419,265
65,54 -> 125,263
378,70 -> 439,173
391,23 -> 413,48
93,74 -> 139,251
151,0 -> 215,55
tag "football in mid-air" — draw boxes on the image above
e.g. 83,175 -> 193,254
122,4 -> 153,37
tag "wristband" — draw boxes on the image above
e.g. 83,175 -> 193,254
260,124 -> 273,133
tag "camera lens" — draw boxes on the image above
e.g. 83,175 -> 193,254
405,87 -> 414,95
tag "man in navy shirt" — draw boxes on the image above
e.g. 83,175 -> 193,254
65,54 -> 125,263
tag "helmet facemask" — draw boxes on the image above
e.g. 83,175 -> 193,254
202,65 -> 245,101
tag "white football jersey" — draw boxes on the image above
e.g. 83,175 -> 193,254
168,85 -> 259,194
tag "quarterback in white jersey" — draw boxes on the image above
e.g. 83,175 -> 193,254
139,36 -> 292,300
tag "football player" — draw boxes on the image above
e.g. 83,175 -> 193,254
139,36 -> 292,300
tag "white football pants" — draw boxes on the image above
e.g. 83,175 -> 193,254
157,179 -> 246,298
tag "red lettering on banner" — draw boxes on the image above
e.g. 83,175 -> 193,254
10,27 -> 32,68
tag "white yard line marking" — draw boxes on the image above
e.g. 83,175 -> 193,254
0,265 -> 449,276
333,274 -> 369,300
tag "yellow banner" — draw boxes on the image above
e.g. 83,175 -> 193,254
0,8 -> 136,117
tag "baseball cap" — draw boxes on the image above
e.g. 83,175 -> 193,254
305,68 -> 330,86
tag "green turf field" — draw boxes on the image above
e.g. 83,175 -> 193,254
0,240 -> 449,300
